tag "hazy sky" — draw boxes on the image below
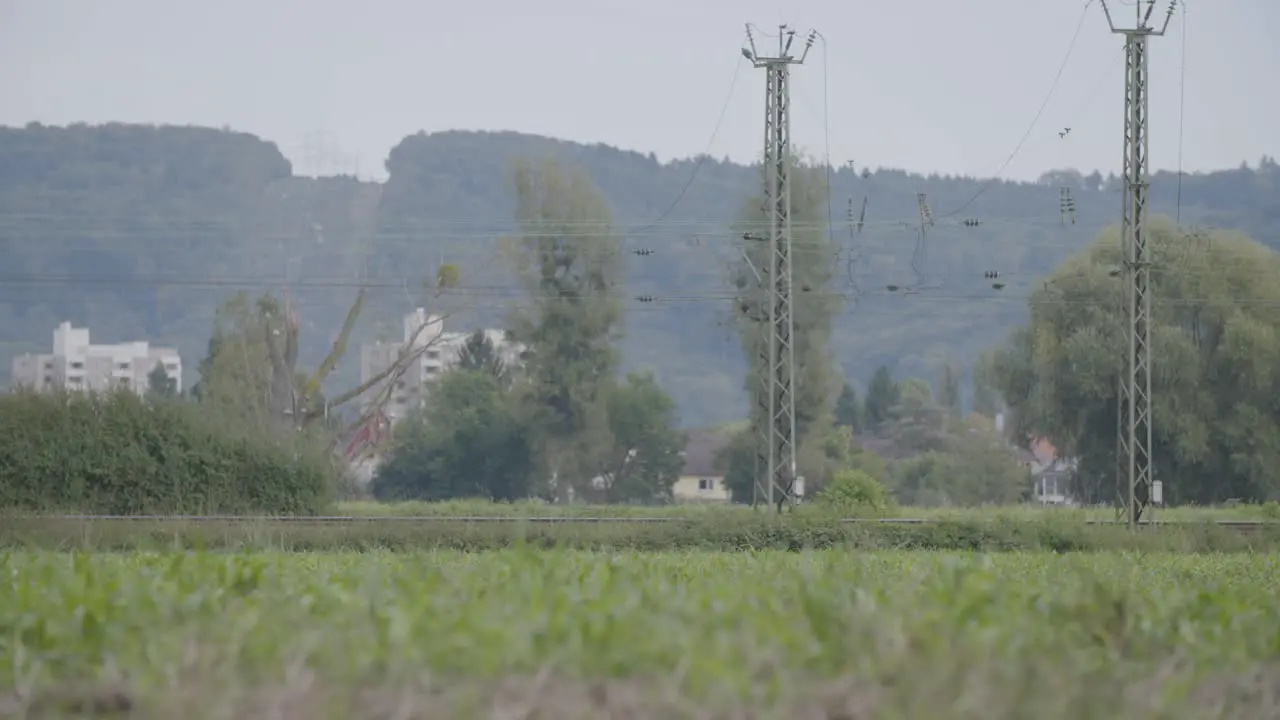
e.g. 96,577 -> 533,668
3,0 -> 1275,182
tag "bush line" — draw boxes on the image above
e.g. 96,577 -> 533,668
0,390 -> 334,515
4,516 -> 1278,553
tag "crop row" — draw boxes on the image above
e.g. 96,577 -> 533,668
4,514 -> 1280,553
3,550 -> 1278,719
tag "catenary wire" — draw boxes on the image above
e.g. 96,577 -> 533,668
1175,0 -> 1188,224
815,32 -> 837,261
0,209 -> 1114,237
2,271 -> 1274,307
619,54 -> 745,237
936,0 -> 1097,220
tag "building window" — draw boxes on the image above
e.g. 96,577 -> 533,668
426,350 -> 440,360
698,478 -> 715,491
70,361 -> 84,370
117,362 -> 130,370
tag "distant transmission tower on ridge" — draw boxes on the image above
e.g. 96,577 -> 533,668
1099,0 -> 1178,528
742,23 -> 815,511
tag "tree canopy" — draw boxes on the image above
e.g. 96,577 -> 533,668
992,221 -> 1280,504
371,158 -> 686,505
371,369 -> 537,502
505,157 -> 624,498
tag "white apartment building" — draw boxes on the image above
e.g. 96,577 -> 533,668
10,321 -> 182,395
357,308 -> 524,424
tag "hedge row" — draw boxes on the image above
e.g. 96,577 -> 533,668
4,515 -> 1276,553
0,390 -> 333,515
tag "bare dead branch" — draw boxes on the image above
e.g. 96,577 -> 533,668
299,288 -> 366,409
323,320 -> 442,411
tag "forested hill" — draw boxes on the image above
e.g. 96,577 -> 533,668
2,123 -> 1277,427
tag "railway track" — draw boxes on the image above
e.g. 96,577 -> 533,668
12,515 -> 1277,533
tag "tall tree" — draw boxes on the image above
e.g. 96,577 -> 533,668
505,157 -> 623,499
196,261 -> 464,452
992,221 -> 1280,505
864,365 -> 899,432
146,362 -> 177,398
195,292 -> 336,431
456,329 -> 508,384
594,372 -> 687,504
196,292 -> 275,428
834,381 -> 862,432
938,362 -> 961,418
727,161 -> 842,503
971,350 -> 1001,419
887,378 -> 949,455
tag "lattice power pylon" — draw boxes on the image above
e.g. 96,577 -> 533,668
743,24 -> 815,510
1100,0 -> 1177,527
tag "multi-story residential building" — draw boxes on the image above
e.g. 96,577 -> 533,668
357,308 -> 523,424
9,322 -> 182,395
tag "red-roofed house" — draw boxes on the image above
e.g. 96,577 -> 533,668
1026,435 -> 1077,505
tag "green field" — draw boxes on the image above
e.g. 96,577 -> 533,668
3,550 -> 1278,719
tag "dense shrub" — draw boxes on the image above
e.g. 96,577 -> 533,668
0,390 -> 334,514
814,469 -> 895,516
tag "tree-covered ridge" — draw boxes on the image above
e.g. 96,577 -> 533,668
2,123 -> 1278,428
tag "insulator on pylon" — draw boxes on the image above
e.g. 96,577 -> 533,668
1059,187 -> 1077,227
916,193 -> 934,227
632,248 -> 655,256
636,294 -> 657,303
962,218 -> 982,228
983,270 -> 1001,279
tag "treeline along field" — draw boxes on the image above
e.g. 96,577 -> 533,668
4,385 -> 1278,554
2,550 -> 1278,719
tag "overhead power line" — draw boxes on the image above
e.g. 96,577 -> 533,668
621,55 -> 746,237
937,0 -> 1097,221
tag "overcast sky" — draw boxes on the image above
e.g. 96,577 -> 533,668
2,0 -> 1275,182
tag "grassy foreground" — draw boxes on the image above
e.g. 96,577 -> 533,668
2,550 -> 1279,719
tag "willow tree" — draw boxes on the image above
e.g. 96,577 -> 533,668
992,220 -> 1280,504
725,160 -> 844,500
505,157 -> 624,499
